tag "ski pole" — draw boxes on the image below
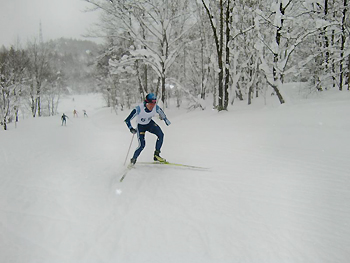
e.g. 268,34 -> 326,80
124,133 -> 135,166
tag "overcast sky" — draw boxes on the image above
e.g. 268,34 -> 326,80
0,0 -> 102,47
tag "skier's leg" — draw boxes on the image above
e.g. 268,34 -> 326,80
132,127 -> 146,160
149,121 -> 164,152
148,121 -> 165,162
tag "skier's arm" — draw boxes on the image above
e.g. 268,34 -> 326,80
124,109 -> 137,130
156,106 -> 171,126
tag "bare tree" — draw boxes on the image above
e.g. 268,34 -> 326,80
0,47 -> 30,130
27,40 -> 51,117
201,0 -> 226,110
85,0 -> 196,105
339,0 -> 348,90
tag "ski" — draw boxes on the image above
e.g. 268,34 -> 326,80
120,161 -> 208,182
119,164 -> 135,182
137,161 -> 208,170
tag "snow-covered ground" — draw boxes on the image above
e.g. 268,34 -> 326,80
1,88 -> 350,263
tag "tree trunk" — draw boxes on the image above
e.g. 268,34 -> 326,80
136,60 -> 145,99
324,0 -> 329,73
36,80 -> 41,117
339,0 -> 347,91
268,79 -> 285,104
3,117 -> 6,130
161,73 -> 166,105
201,29 -> 205,99
272,1 -> 286,104
143,64 -> 148,94
348,55 -> 350,90
223,0 -> 230,110
331,3 -> 336,88
201,0 -> 224,110
218,0 -> 224,110
1,88 -> 7,130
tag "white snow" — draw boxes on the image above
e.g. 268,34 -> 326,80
1,88 -> 350,263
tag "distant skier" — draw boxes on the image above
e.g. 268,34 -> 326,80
61,113 -> 68,126
73,109 -> 78,117
124,93 -> 171,165
83,110 -> 88,118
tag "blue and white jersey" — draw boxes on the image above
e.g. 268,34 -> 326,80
136,103 -> 157,125
124,102 -> 170,129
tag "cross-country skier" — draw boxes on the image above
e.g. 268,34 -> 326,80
61,113 -> 68,126
124,93 -> 171,165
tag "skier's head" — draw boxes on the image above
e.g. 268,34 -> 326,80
145,93 -> 157,104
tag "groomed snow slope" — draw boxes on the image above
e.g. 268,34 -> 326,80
1,91 -> 350,263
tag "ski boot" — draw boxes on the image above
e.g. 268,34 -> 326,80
128,158 -> 137,168
154,150 -> 166,163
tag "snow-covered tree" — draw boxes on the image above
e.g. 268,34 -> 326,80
85,0 -> 197,104
27,40 -> 52,117
0,47 -> 30,130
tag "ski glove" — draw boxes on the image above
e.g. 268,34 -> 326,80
164,119 -> 171,126
130,128 -> 137,134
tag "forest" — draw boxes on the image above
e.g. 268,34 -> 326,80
1,0 -> 349,130
0,38 -> 100,129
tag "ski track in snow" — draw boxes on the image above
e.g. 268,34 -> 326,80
1,93 -> 350,263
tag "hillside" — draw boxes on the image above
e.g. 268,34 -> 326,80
1,89 -> 350,263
